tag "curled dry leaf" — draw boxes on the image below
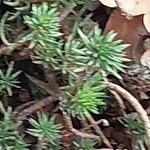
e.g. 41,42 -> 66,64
140,38 -> 150,69
98,0 -> 117,7
114,0 -> 146,16
140,50 -> 150,69
143,14 -> 150,33
99,0 -> 150,33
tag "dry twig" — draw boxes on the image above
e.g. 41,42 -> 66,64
63,113 -> 100,140
81,119 -> 109,132
109,89 -> 126,115
13,100 -> 37,115
15,95 -> 59,120
87,114 -> 113,148
60,4 -> 76,22
105,81 -> 150,149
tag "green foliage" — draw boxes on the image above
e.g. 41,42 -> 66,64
57,26 -> 130,79
73,137 -> 97,150
24,3 -> 129,80
58,0 -> 85,5
0,102 -> 28,150
27,112 -> 62,149
77,26 -> 130,79
122,116 -> 145,137
24,2 -> 61,48
58,35 -> 87,77
24,2 -> 63,69
121,116 -> 146,149
60,73 -> 106,120
0,61 -> 21,96
32,42 -> 62,69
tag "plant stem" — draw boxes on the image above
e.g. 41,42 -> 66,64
87,114 -> 113,148
63,112 -> 100,140
105,81 -> 150,149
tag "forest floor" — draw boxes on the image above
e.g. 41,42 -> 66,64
0,0 -> 150,150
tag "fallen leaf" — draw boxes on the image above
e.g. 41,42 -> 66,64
99,0 -> 117,7
140,38 -> 150,69
114,0 -> 146,16
104,9 -> 149,63
99,0 -> 150,33
140,50 -> 150,69
143,14 -> 150,33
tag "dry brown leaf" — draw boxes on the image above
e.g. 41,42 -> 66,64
114,0 -> 150,32
140,50 -> 150,69
140,38 -> 150,69
114,0 -> 146,16
98,0 -> 117,7
143,14 -> 150,33
99,0 -> 150,33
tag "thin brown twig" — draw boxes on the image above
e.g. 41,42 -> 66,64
71,128 -> 100,139
87,114 -> 113,148
105,81 -> 150,149
15,95 -> 59,120
13,100 -> 37,115
0,43 -> 23,56
63,113 -> 100,140
60,4 -> 76,22
109,89 -> 126,115
62,118 -> 109,143
81,119 -> 109,132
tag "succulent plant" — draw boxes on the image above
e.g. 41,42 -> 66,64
60,73 -> 106,120
0,61 -> 21,96
58,35 -> 88,77
27,112 -> 62,149
24,2 -> 61,48
77,25 -> 130,79
122,116 -> 145,137
0,102 -> 28,150
56,25 -> 130,79
32,41 -> 62,69
73,137 -> 97,150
